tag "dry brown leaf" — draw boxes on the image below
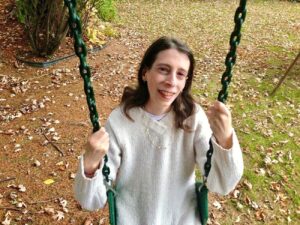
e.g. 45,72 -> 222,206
33,160 -> 41,167
243,180 -> 253,190
44,206 -> 55,215
59,198 -> 67,208
1,217 -> 11,225
83,216 -> 93,225
52,211 -> 64,221
213,200 -> 222,210
255,210 -> 266,221
18,184 -> 26,192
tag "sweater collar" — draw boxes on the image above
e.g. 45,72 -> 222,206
132,107 -> 175,134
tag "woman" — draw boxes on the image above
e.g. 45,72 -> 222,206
75,36 -> 243,225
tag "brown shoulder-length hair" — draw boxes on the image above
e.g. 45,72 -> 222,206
121,36 -> 196,130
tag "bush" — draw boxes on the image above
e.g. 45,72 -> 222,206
15,0 -> 118,56
16,0 -> 69,56
95,0 -> 118,22
16,0 -> 26,24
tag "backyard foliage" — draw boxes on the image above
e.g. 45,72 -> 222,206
15,0 -> 118,56
16,0 -> 69,56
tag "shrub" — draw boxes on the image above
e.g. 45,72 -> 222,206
15,0 -> 118,56
16,0 -> 69,56
95,0 -> 118,22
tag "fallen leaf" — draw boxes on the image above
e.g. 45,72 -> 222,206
43,179 -> 55,185
243,180 -> 253,190
56,161 -> 64,166
18,184 -> 26,192
232,189 -> 240,198
69,173 -> 76,179
256,168 -> 266,176
16,201 -> 26,208
235,215 -> 241,223
255,210 -> 266,221
251,201 -> 259,210
9,192 -> 17,200
52,211 -> 64,221
99,218 -> 106,224
270,182 -> 281,192
213,200 -> 222,210
84,216 -> 93,225
59,198 -> 67,208
264,155 -> 272,165
1,217 -> 11,225
44,206 -> 55,215
34,160 -> 41,167
236,202 -> 244,209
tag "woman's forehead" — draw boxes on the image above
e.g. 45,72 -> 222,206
154,49 -> 190,70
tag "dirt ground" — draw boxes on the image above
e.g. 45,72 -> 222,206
0,1 -> 151,224
1,0 -> 299,225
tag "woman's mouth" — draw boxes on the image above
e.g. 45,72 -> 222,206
159,90 -> 176,100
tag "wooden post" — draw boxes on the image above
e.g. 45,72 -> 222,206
270,51 -> 300,96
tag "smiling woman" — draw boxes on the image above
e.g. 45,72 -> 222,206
74,36 -> 244,225
143,48 -> 190,115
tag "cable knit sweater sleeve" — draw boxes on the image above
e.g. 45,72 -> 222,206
74,117 -> 122,211
193,105 -> 243,195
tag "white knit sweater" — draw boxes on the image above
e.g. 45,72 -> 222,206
74,104 -> 243,225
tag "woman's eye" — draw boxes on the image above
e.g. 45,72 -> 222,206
158,67 -> 168,74
177,72 -> 187,79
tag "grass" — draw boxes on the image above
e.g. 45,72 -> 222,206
232,57 -> 300,220
116,0 -> 300,223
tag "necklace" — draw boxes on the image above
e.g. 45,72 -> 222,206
144,127 -> 165,150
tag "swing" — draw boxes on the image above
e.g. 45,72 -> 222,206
63,0 -> 248,224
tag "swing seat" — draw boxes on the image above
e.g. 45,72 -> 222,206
196,182 -> 209,225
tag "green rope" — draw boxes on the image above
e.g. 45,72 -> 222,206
63,1 -> 117,224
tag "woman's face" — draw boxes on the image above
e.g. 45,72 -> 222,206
143,48 -> 190,115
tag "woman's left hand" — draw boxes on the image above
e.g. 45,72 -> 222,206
206,101 -> 233,149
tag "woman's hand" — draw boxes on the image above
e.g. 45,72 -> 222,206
206,101 -> 233,149
83,127 -> 109,176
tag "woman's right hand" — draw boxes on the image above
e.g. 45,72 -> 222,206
83,127 -> 109,176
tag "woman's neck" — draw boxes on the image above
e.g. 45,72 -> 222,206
143,103 -> 171,116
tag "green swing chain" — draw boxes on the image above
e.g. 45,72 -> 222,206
63,1 -> 116,224
198,2 -> 247,225
204,0 -> 247,187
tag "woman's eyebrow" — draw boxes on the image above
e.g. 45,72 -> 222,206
155,63 -> 187,72
155,63 -> 170,67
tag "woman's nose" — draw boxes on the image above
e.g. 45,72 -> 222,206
165,71 -> 176,86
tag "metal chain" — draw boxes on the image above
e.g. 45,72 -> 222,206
63,0 -> 111,183
64,1 -> 116,224
204,0 -> 247,180
217,0 -> 247,103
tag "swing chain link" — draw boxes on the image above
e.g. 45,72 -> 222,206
63,0 -> 111,182
218,0 -> 247,103
204,0 -> 247,183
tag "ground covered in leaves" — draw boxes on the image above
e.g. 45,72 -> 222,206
0,0 -> 300,224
